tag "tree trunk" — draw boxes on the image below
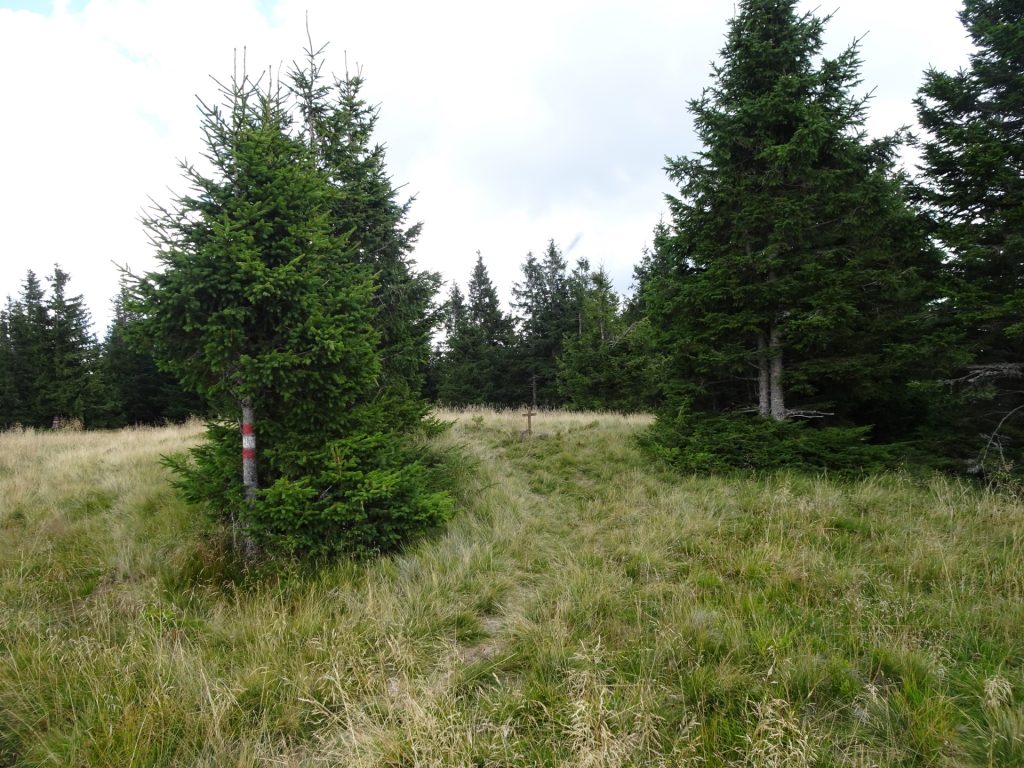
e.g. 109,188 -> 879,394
757,332 -> 771,418
237,398 -> 258,558
241,398 -> 258,501
769,324 -> 786,421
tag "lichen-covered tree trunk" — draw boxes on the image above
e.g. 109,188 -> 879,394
757,327 -> 786,421
757,332 -> 771,418
769,324 -> 786,421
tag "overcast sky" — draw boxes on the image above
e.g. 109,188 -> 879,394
0,0 -> 974,332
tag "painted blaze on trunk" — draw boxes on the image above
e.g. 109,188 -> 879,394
241,399 -> 257,502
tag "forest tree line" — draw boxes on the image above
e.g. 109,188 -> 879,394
2,0 -> 1022,492
0,269 -> 200,429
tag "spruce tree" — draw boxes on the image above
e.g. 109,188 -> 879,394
914,0 -> 1024,469
556,263 -> 663,413
136,71 -> 449,556
1,268 -> 102,428
424,283 -> 466,401
440,283 -> 467,342
97,280 -> 201,426
290,46 -> 441,431
4,272 -> 52,427
40,266 -> 98,426
511,241 -> 574,406
651,0 -> 943,449
558,265 -> 621,409
0,302 -> 17,427
437,253 -> 518,406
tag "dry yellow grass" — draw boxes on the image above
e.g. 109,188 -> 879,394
434,404 -> 654,429
1,412 -> 1022,766
0,420 -> 202,513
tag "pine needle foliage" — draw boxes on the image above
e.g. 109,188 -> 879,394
643,0 -> 948,470
290,44 -> 442,431
0,268 -> 99,429
914,0 -> 1024,473
436,253 -> 520,406
135,68 -> 450,557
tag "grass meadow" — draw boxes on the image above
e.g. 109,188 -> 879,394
1,410 -> 1022,766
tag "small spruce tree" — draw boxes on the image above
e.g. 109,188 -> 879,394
136,69 -> 449,556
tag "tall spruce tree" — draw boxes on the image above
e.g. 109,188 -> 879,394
437,253 -> 518,406
424,282 -> 466,401
3,272 -> 49,427
914,0 -> 1024,469
290,45 -> 441,431
1,268 -> 102,428
97,280 -> 201,426
651,0 -> 943,446
0,301 -> 17,427
136,70 -> 448,556
511,240 -> 574,405
41,266 -> 98,426
556,263 -> 664,413
440,283 -> 467,342
558,265 -> 621,409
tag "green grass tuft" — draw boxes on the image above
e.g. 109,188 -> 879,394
0,411 -> 1021,765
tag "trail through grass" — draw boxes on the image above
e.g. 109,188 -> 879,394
1,411 -> 1022,766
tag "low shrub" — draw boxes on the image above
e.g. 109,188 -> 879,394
640,407 -> 897,475
165,423 -> 453,559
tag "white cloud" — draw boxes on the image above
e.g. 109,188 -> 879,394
0,0 -> 973,331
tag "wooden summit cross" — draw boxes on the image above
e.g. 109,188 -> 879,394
522,375 -> 538,437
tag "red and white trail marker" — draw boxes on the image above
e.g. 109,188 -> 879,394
241,400 -> 258,502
